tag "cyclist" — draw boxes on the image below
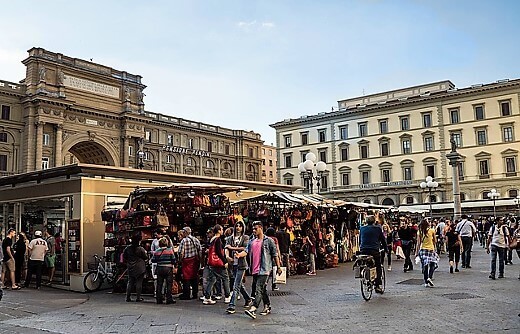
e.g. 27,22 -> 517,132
359,214 -> 387,294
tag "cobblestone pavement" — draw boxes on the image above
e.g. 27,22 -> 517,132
0,243 -> 518,334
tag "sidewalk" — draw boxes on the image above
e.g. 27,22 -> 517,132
0,242 -> 518,333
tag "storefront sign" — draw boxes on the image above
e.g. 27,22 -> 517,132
63,75 -> 120,98
162,145 -> 211,157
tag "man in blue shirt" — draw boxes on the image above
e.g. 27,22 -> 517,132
359,215 -> 387,294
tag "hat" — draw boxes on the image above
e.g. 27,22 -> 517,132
183,227 -> 192,234
34,230 -> 42,237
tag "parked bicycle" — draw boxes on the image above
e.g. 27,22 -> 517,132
83,254 -> 127,292
353,252 -> 386,301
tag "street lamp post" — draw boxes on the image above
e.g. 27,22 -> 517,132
487,188 -> 500,218
514,195 -> 520,218
298,152 -> 327,194
137,137 -> 145,169
420,176 -> 439,218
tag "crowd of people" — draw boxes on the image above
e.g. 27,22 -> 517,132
0,227 -> 62,296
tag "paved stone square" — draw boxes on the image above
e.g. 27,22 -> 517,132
0,244 -> 518,333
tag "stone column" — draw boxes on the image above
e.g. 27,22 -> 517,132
35,121 -> 44,170
122,136 -> 129,167
447,151 -> 463,220
55,124 -> 63,167
217,158 -> 221,178
158,150 -> 162,172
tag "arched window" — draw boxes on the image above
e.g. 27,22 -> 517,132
206,160 -> 214,169
166,155 -> 173,164
406,196 -> 414,204
429,195 -> 437,203
186,157 -> 194,166
363,199 -> 371,204
381,198 -> 395,206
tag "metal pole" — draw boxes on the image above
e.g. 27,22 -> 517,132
429,188 -> 433,218
493,198 -> 496,218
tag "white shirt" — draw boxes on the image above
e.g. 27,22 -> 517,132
456,219 -> 476,237
28,238 -> 48,261
488,224 -> 509,248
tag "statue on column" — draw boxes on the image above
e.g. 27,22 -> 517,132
450,135 -> 457,153
137,89 -> 145,104
57,70 -> 65,86
39,66 -> 47,83
124,87 -> 131,101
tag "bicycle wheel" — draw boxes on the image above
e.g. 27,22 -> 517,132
84,270 -> 104,292
380,265 -> 386,293
360,268 -> 372,301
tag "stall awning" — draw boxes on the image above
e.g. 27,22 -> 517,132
397,198 -> 519,212
232,191 -> 347,207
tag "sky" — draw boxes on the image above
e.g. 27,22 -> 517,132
1,0 -> 520,145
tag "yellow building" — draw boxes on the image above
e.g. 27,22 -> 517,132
261,144 -> 278,184
271,80 -> 519,213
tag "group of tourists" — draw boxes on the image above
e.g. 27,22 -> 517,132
123,220 -> 283,320
0,228 -> 60,293
360,212 -> 520,292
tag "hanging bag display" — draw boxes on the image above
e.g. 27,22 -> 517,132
156,207 -> 170,227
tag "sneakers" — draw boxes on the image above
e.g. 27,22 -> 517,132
374,286 -> 384,294
455,268 -> 459,272
243,298 -> 253,308
214,295 -> 223,300
224,296 -> 231,303
260,305 -> 271,316
498,274 -> 504,279
426,278 -> 434,287
226,307 -> 236,314
245,306 -> 257,319
450,266 -> 454,274
306,272 -> 316,276
203,298 -> 217,305
387,266 -> 392,272
489,274 -> 496,280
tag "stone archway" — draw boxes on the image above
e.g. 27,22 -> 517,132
381,197 -> 395,206
68,141 -> 116,165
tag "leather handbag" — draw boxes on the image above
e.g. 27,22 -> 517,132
156,209 -> 170,227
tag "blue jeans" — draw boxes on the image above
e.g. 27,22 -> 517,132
252,274 -> 270,309
204,266 -> 230,299
490,245 -> 505,276
228,266 -> 250,308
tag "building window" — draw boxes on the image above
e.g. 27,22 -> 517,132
400,116 -> 409,131
451,132 -> 462,148
186,157 -> 193,166
144,151 -> 151,161
403,167 -> 413,181
382,169 -> 391,182
249,148 -> 254,158
225,144 -> 230,155
482,191 -> 490,200
503,126 -> 514,142
43,133 -> 50,146
474,105 -> 485,120
341,147 -> 348,161
206,160 -> 214,169
188,138 -> 193,149
285,179 -> 293,185
262,159 -> 266,166
284,154 -> 292,168
358,122 -> 367,137
361,171 -> 370,184
379,120 -> 388,134
268,150 -> 272,156
128,145 -> 134,156
207,141 -> 213,152
269,171 -> 273,178
284,135 -> 291,148
476,129 -> 487,145
422,113 -> 432,128
380,142 -> 389,157
0,133 -> 7,143
450,109 -> 460,124
301,133 -> 308,145
339,126 -> 348,140
426,165 -> 435,178
319,150 -> 327,163
402,139 -> 411,154
167,134 -> 174,146
1,105 -> 10,120
509,189 -> 518,198
145,130 -> 151,143
458,162 -> 465,181
430,195 -> 437,203
500,100 -> 511,116
360,145 -> 369,159
0,154 -> 6,171
269,160 -> 273,167
320,175 -> 328,191
42,157 -> 49,170
300,151 -> 309,163
341,173 -> 350,186
406,196 -> 414,204
460,193 -> 466,201
479,159 -> 490,178
505,157 -> 517,176
262,148 -> 265,155
424,136 -> 434,151
318,129 -> 326,143
166,155 -> 173,163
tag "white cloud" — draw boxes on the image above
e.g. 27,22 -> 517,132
237,21 -> 275,31
237,20 -> 257,28
261,22 -> 275,29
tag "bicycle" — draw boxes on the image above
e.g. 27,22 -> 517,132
83,254 -> 127,292
353,251 -> 386,301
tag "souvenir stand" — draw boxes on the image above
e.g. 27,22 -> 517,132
101,182 -> 246,293
232,191 -> 344,275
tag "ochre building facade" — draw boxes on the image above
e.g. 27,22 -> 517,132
0,48 -> 263,181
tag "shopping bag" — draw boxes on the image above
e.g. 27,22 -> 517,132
396,246 -> 405,259
273,266 -> 287,284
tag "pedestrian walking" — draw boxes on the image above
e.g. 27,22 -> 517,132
455,215 -> 476,268
178,226 -> 201,300
445,221 -> 463,273
202,224 -> 231,305
13,232 -> 28,285
415,219 -> 439,287
487,217 -> 510,280
382,222 -> 393,271
238,221 -> 282,320
399,222 -> 414,272
123,233 -> 148,302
